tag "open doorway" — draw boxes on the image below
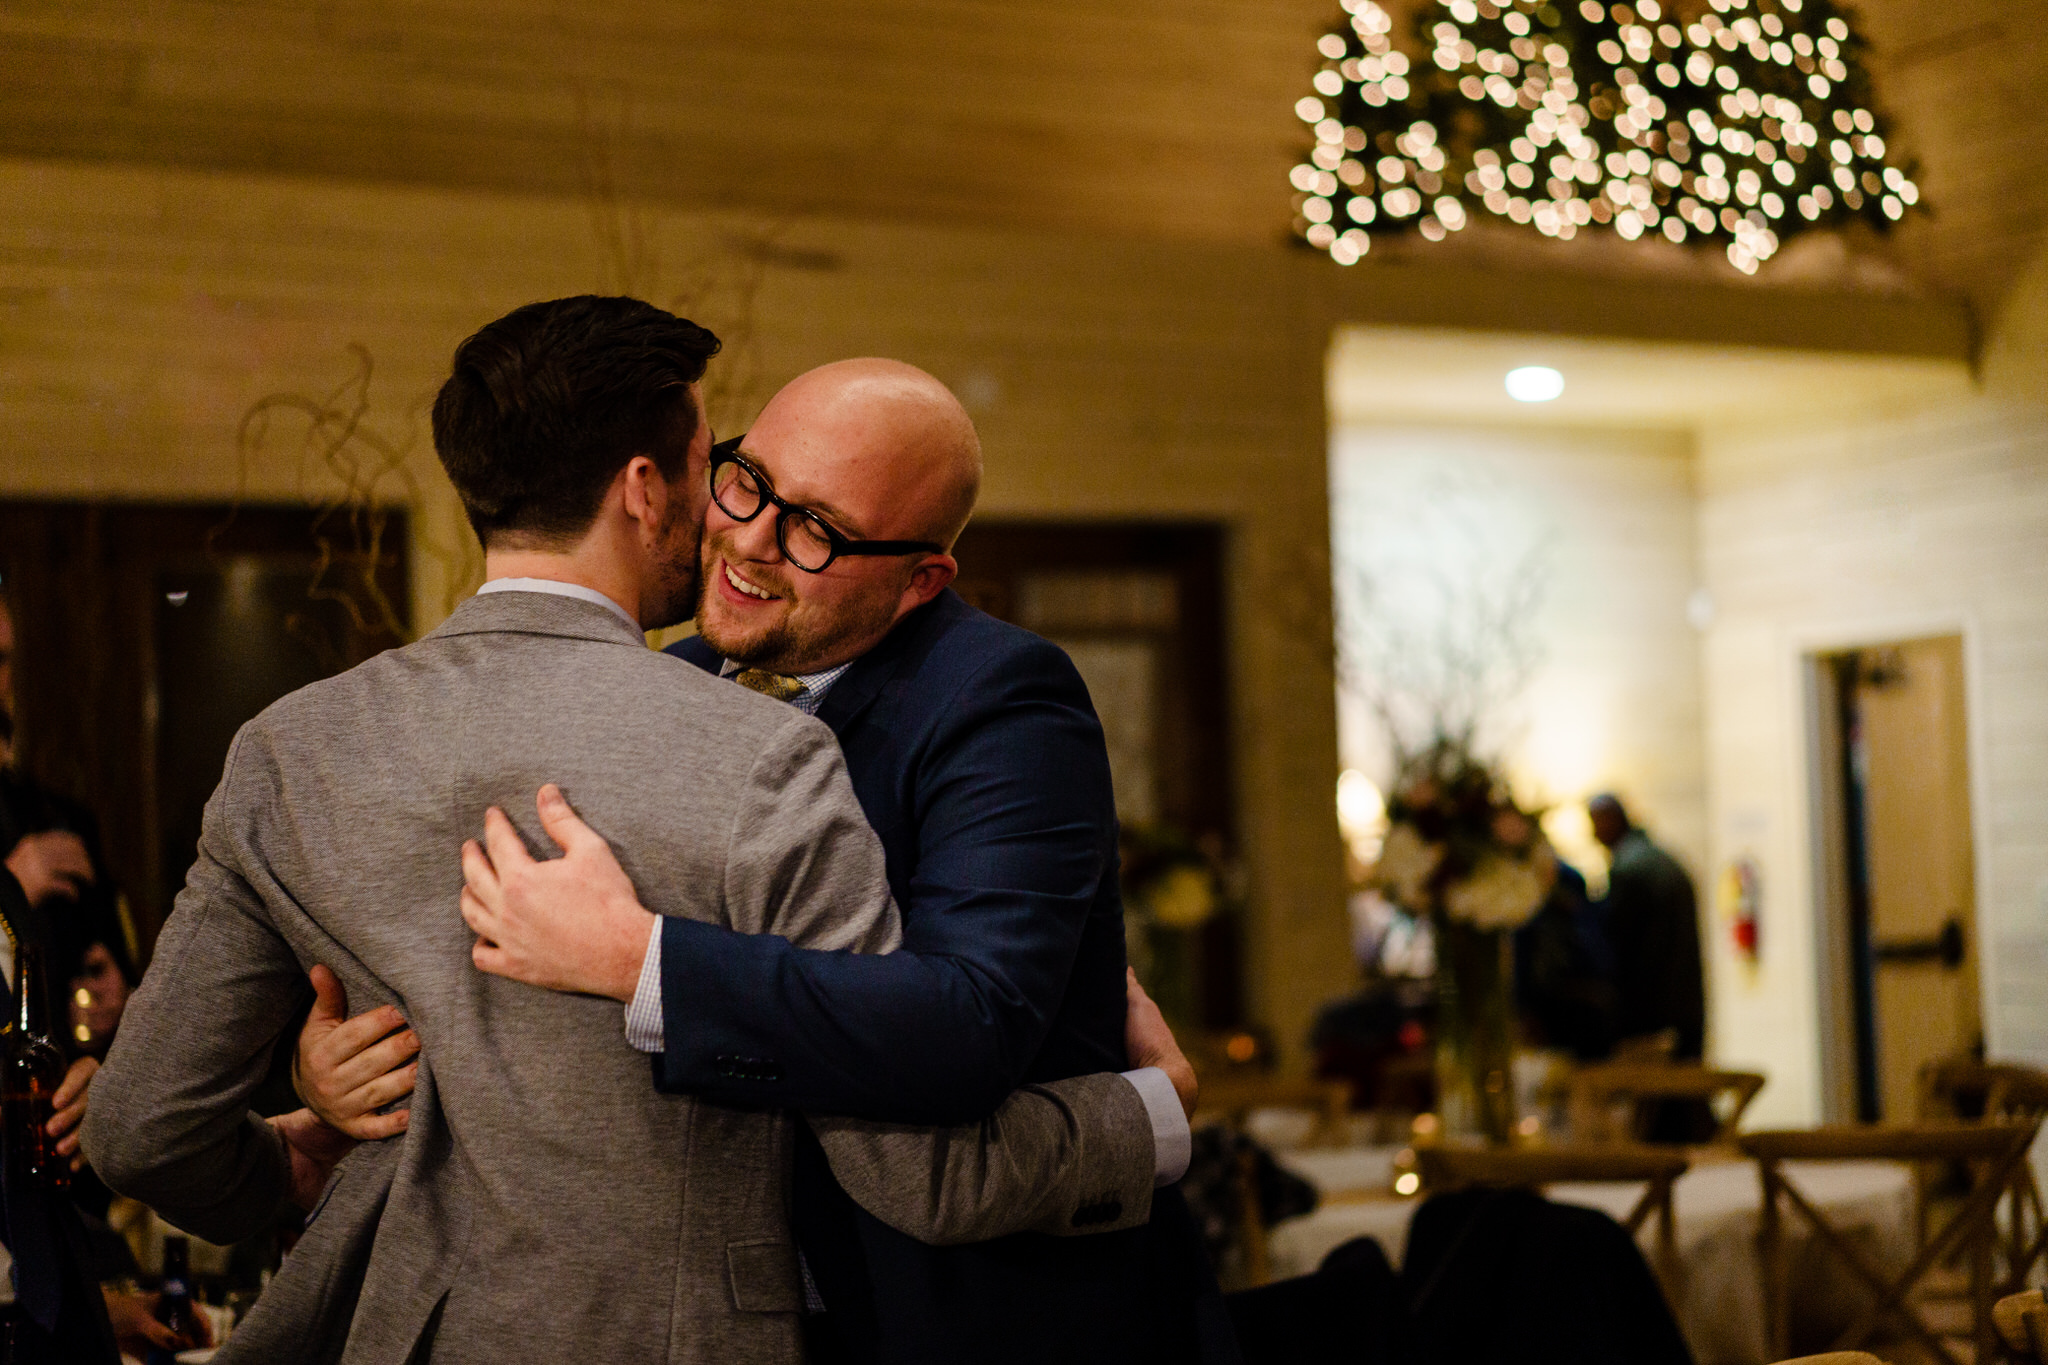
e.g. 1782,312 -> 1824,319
1809,635 -> 1979,1122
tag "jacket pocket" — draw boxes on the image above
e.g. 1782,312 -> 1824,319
725,1239 -> 802,1313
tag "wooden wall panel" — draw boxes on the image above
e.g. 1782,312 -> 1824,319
0,156 -> 1354,1065
0,0 -> 2039,318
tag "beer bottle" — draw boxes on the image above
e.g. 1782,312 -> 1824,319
146,1236 -> 198,1365
3,942 -> 69,1192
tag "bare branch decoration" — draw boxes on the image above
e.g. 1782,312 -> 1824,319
1333,469 -> 1554,770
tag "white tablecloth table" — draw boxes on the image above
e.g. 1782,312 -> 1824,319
1268,1150 -> 1915,1365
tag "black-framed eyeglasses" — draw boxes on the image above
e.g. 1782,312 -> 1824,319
709,436 -> 945,574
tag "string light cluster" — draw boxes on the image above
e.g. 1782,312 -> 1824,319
1291,0 -> 1920,272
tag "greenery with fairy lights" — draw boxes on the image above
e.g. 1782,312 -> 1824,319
1290,0 -> 1923,273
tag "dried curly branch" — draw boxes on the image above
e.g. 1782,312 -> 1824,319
219,344 -> 463,654
1334,474 -> 1553,769
220,80 -> 786,648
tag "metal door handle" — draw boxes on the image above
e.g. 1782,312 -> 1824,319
1872,917 -> 1965,970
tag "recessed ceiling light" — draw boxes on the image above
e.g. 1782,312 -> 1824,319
1506,366 -> 1565,403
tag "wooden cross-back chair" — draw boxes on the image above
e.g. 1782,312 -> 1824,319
1741,1119 -> 2045,1365
1569,1063 -> 1767,1146
1919,1061 -> 2048,1125
1415,1143 -> 1691,1286
1995,1288 -> 2048,1362
1916,1060 -> 2048,1326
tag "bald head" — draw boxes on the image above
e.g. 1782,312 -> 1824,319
696,358 -> 979,673
758,359 -> 982,549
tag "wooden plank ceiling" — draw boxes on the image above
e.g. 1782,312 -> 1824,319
0,0 -> 2041,321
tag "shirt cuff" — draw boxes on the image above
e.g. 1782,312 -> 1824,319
623,915 -> 666,1053
1120,1067 -> 1191,1187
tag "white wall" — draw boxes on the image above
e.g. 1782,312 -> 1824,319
1328,423 -> 1706,882
1329,319 -> 2047,1134
1697,246 -> 2048,1125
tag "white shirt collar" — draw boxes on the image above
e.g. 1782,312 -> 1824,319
476,577 -> 640,634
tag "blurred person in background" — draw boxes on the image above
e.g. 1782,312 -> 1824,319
0,589 -> 137,1230
1312,890 -> 1436,1118
1,587 -> 214,1362
0,590 -> 138,1065
0,832 -> 115,1362
1514,858 -> 1618,1062
1588,793 -> 1710,1141
1586,794 -> 1704,1061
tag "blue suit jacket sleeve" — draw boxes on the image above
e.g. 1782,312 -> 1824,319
655,636 -> 1118,1126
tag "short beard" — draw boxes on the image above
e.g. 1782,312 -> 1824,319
642,500 -> 703,631
694,544 -> 902,673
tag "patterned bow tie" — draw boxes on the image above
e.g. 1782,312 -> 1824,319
732,668 -> 807,704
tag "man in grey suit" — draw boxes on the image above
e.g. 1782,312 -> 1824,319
81,296 -> 1170,1364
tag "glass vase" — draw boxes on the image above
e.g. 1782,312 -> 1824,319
1433,916 -> 1516,1145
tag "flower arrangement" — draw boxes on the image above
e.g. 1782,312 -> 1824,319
1371,739 -> 1556,1144
1334,473 -> 1560,1142
1373,739 -> 1557,928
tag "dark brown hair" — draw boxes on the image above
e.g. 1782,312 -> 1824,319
431,296 -> 721,543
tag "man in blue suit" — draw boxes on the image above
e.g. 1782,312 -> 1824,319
460,358 -> 1236,1364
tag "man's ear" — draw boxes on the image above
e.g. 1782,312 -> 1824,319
619,455 -> 666,534
900,554 -> 958,614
